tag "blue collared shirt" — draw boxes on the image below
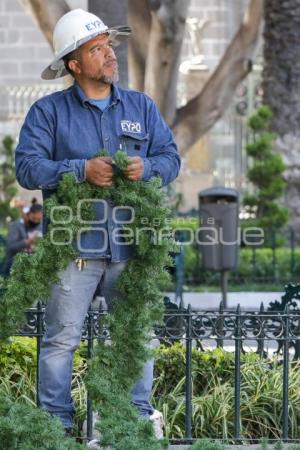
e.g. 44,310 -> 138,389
15,83 -> 181,261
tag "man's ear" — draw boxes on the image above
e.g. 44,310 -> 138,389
68,59 -> 81,75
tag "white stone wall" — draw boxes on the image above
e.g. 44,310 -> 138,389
0,0 -> 87,128
185,0 -> 248,70
0,0 -> 87,85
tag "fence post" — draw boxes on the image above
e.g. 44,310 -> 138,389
290,228 -> 295,279
282,305 -> 290,441
271,228 -> 277,283
175,243 -> 185,309
252,247 -> 256,282
257,302 -> 265,358
86,307 -> 94,441
36,301 -> 43,407
185,304 -> 193,440
216,301 -> 224,349
234,303 -> 242,441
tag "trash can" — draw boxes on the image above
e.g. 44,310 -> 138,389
198,187 -> 239,271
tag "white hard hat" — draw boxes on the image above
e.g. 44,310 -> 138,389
41,9 -> 131,80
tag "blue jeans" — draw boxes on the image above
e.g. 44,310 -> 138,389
38,259 -> 154,428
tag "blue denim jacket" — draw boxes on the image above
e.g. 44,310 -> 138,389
15,83 -> 181,261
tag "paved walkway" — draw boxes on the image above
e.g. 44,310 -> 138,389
166,291 -> 283,311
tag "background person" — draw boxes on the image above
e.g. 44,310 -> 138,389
2,201 -> 43,276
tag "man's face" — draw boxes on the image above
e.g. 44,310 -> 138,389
27,211 -> 42,227
71,34 -> 119,84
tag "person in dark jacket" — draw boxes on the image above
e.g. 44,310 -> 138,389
3,202 -> 43,275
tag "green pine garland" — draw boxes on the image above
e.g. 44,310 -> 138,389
0,396 -> 84,450
0,150 -> 201,449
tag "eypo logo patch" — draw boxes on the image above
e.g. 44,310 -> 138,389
121,120 -> 142,134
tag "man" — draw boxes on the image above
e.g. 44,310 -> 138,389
15,8 -> 180,443
3,202 -> 43,276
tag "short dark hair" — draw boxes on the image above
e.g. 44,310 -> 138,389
29,203 -> 43,214
63,48 -> 81,76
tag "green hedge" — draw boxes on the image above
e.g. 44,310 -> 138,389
171,219 -> 299,285
152,344 -> 300,440
0,337 -> 87,432
182,246 -> 300,285
2,338 -> 300,441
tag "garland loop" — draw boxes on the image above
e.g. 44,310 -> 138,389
0,150 -> 182,450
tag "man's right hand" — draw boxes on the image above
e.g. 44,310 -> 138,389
25,235 -> 39,248
85,157 -> 113,187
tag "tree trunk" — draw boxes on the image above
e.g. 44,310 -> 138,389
88,0 -> 129,88
128,0 -> 151,91
144,0 -> 190,125
263,0 -> 300,241
173,0 -> 263,155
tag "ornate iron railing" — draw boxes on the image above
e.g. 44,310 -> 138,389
0,84 -> 64,121
13,295 -> 300,445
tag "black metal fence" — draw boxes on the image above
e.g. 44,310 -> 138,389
10,300 -> 300,445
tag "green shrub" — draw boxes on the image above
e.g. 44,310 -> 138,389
188,440 -> 229,450
0,337 -> 87,431
233,248 -> 300,282
152,345 -> 300,440
243,106 -> 288,232
2,338 -> 300,443
176,243 -> 300,286
153,344 -> 235,398
171,218 -> 198,232
0,136 -> 20,224
183,244 -> 200,282
0,396 -> 85,449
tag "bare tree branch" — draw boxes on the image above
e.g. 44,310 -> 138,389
18,0 -> 70,48
173,0 -> 264,156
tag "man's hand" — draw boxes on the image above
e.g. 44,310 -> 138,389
85,157 -> 113,187
25,236 -> 37,248
123,156 -> 144,181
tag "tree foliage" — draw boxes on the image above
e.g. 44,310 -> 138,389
243,106 -> 289,231
0,136 -> 19,224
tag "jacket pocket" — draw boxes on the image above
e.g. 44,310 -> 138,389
119,131 -> 149,157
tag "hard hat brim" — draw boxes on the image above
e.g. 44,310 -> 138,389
41,26 -> 131,80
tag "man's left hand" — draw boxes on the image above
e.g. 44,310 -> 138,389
123,156 -> 144,181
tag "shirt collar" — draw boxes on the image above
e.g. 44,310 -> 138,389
72,82 -> 121,108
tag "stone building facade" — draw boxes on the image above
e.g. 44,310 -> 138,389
0,0 -> 86,86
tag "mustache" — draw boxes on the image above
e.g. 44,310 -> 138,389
104,59 -> 118,66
